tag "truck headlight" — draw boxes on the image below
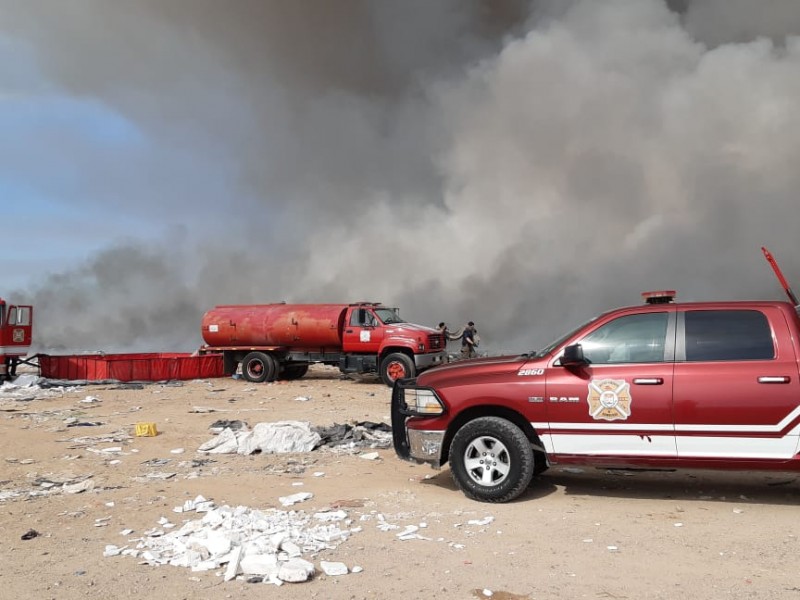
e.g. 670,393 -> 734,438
418,343 -> 425,352
405,388 -> 444,415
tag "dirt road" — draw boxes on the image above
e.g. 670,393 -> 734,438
1,366 -> 799,599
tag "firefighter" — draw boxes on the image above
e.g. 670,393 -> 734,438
460,321 -> 479,359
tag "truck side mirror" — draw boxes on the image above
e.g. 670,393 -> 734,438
560,344 -> 587,366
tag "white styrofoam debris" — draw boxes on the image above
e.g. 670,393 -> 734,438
279,492 -> 313,507
467,516 -> 494,526
351,565 -> 363,573
313,510 -> 347,522
278,558 -> 315,583
111,497 -> 354,585
320,561 -> 348,576
359,452 -> 380,460
239,552 -> 278,576
294,396 -> 311,402
82,395 -> 100,403
224,546 -> 243,581
170,448 -> 185,454
104,545 -> 123,557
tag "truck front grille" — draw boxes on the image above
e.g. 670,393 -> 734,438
427,333 -> 445,350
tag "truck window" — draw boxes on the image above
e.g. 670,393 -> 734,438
579,312 -> 669,364
350,308 -> 377,327
684,310 -> 774,361
7,307 -> 16,326
15,307 -> 30,326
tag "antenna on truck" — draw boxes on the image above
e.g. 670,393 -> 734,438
762,246 -> 799,306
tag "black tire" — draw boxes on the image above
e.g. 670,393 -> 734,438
280,365 -> 309,380
379,352 -> 415,387
450,417 -> 534,503
241,352 -> 276,383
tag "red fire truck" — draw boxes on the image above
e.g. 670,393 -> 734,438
0,298 -> 33,381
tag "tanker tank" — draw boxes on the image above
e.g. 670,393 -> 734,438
201,304 -> 348,349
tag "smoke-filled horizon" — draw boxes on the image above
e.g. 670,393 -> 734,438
4,0 -> 800,355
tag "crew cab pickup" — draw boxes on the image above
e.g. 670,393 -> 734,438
392,292 -> 800,502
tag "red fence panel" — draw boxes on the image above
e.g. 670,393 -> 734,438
38,353 -> 225,382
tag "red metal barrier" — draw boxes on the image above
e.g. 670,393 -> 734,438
37,353 -> 224,382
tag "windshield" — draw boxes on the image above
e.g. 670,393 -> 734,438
529,314 -> 602,358
375,307 -> 405,325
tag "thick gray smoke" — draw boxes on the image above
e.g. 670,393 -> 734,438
4,0 -> 800,355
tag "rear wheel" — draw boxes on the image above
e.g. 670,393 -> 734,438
379,352 -> 415,387
241,352 -> 276,383
450,417 -> 534,503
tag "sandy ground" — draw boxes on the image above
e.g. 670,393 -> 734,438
1,364 -> 800,600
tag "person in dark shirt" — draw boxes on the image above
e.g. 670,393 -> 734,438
460,321 -> 478,359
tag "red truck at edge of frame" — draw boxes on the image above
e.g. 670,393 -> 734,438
0,298 -> 33,381
391,248 -> 800,503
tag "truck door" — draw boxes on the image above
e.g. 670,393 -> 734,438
2,305 -> 33,352
673,307 -> 800,460
342,307 -> 382,353
545,311 -> 677,459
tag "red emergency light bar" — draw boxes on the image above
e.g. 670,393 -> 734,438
642,290 -> 676,304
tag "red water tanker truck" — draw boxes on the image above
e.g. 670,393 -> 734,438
0,298 -> 33,381
198,302 -> 447,386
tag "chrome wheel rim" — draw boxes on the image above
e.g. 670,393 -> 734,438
463,435 -> 511,486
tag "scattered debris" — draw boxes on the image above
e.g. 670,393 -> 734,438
279,492 -> 313,507
108,496 -> 358,585
320,561 -> 348,576
199,421 -> 322,455
313,422 -> 392,451
21,529 -> 40,540
209,419 -> 247,433
62,478 -> 95,494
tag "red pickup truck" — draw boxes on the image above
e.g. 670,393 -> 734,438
392,290 -> 800,503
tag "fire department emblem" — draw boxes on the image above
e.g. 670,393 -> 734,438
587,378 -> 631,421
12,329 -> 24,343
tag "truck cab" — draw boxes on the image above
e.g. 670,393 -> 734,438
0,298 -> 33,380
392,292 -> 800,503
341,303 -> 447,385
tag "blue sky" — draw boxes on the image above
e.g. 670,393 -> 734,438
0,35 -> 150,292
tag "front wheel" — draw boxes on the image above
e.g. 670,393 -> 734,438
450,417 -> 534,503
379,352 -> 415,387
241,352 -> 276,383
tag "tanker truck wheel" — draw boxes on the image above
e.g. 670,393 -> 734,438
241,352 -> 276,383
379,353 -> 415,387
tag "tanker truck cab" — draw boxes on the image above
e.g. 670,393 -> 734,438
342,303 -> 448,386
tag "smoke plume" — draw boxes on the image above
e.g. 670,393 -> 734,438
4,0 -> 800,355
